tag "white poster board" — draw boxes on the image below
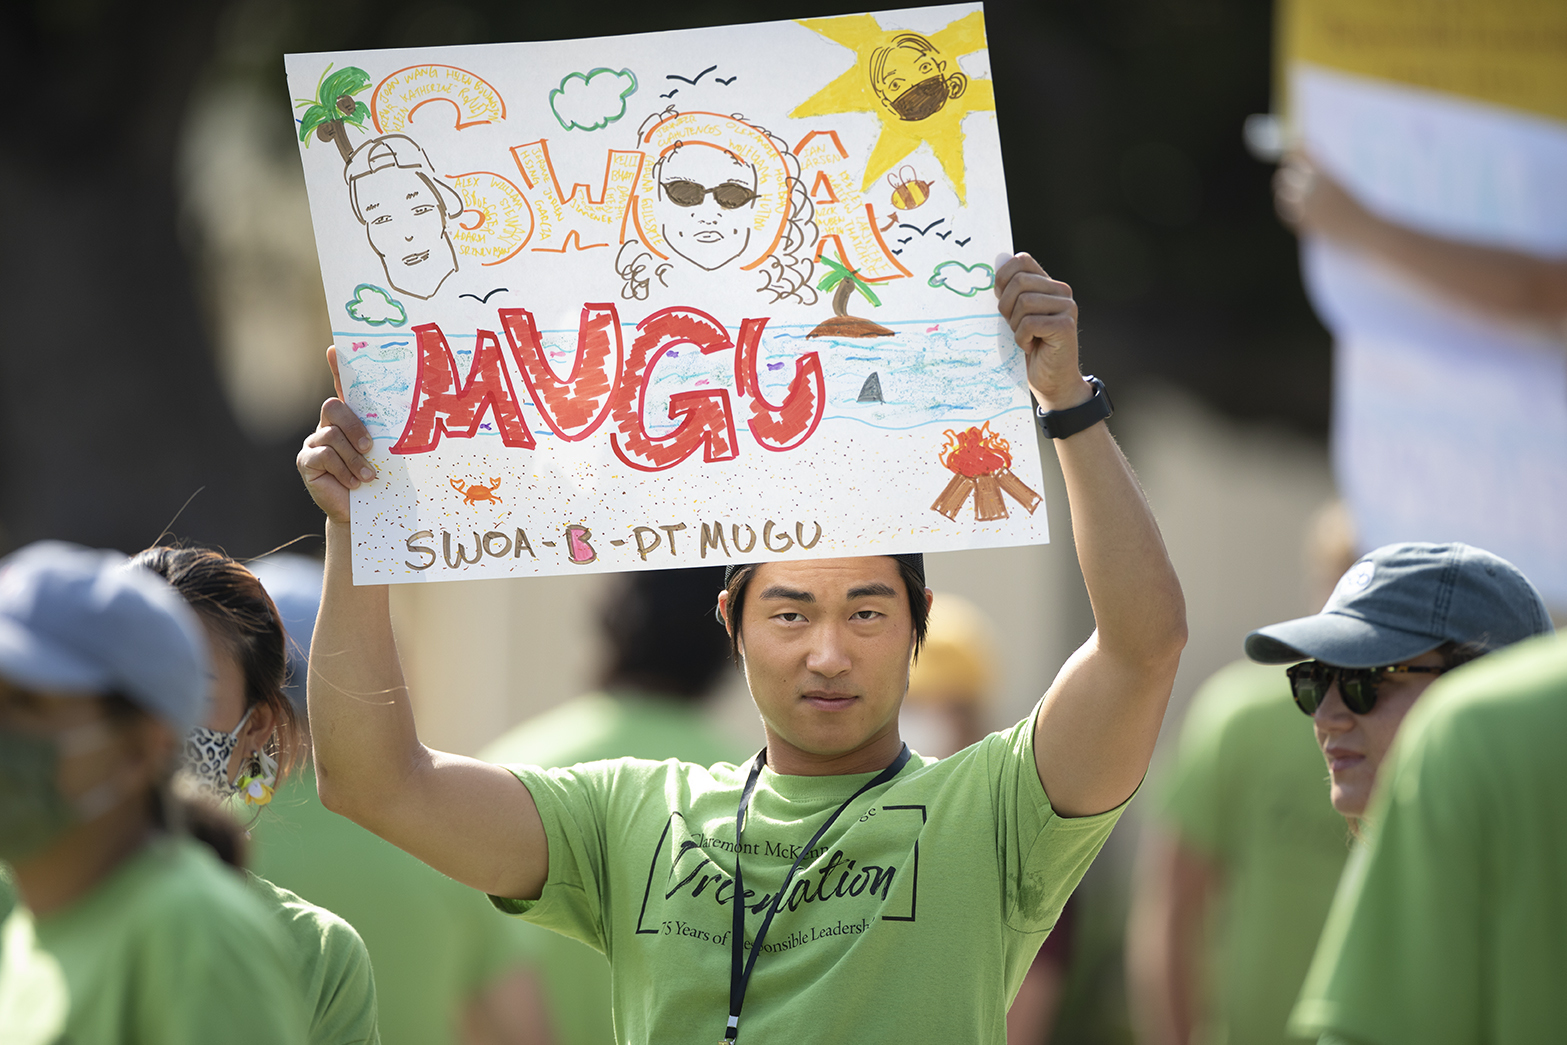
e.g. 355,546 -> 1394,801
286,4 -> 1048,582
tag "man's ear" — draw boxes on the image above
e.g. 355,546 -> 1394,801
717,590 -> 734,637
946,71 -> 968,101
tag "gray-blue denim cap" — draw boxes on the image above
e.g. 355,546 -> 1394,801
247,553 -> 323,710
0,541 -> 210,733
1245,542 -> 1553,668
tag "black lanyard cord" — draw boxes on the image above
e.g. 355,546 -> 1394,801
724,743 -> 911,1044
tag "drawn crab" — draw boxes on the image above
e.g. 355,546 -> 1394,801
450,476 -> 502,506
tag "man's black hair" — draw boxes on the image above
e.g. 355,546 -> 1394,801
597,566 -> 732,700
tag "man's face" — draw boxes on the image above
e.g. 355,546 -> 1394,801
655,145 -> 757,271
875,45 -> 951,121
732,558 -> 923,763
357,167 -> 451,291
1311,650 -> 1446,817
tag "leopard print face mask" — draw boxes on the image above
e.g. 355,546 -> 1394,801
180,707 -> 253,798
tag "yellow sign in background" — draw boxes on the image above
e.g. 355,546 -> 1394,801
1279,0 -> 1567,122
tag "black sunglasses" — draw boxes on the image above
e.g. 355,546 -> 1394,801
1286,660 -> 1446,716
660,179 -> 759,210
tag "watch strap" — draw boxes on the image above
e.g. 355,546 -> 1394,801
1036,375 -> 1112,439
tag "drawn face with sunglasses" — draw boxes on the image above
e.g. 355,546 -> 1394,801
653,143 -> 760,271
1288,652 -> 1449,817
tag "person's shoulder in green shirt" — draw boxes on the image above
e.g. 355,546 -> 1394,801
248,871 -> 381,1045
478,690 -> 746,1045
1292,632 -> 1567,1045
249,769 -> 525,1045
23,834 -> 307,1044
1160,660 -> 1342,858
1153,660 -> 1348,1045
481,689 -> 745,771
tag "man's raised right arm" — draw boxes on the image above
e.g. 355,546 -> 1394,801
297,346 -> 548,901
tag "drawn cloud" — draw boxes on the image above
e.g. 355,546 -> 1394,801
346,284 -> 407,326
928,261 -> 995,297
550,68 -> 638,131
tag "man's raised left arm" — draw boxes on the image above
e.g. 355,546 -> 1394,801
995,253 -> 1187,817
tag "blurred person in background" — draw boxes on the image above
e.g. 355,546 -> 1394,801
1272,0 -> 1567,609
478,566 -> 745,1045
1245,542 -> 1551,826
242,554 -> 540,1045
1127,502 -> 1358,1045
0,542 -> 306,1043
1291,630 -> 1567,1043
134,545 -> 381,1045
904,593 -> 1073,1045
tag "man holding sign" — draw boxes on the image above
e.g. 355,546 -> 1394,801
297,253 -> 1185,1043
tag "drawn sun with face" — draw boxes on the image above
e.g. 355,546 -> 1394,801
790,11 -> 995,203
870,33 -> 968,122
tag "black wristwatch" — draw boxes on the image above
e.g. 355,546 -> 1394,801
1035,375 -> 1113,439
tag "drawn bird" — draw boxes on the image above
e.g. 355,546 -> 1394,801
666,65 -> 717,85
899,218 -> 945,236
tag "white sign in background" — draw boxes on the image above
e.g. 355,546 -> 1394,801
287,4 -> 1049,583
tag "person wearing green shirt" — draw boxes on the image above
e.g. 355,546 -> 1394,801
0,541 -> 307,1045
480,565 -> 746,1045
1129,660 -> 1351,1045
1292,631 -> 1567,1043
242,552 -> 538,1045
294,253 -> 1188,1044
134,545 -> 381,1045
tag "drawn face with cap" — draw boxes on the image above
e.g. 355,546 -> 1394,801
872,37 -> 966,122
654,143 -> 759,271
351,151 -> 461,300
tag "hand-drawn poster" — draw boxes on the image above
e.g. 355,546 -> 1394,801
287,4 -> 1048,582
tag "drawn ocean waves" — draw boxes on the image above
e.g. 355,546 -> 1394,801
334,313 -> 1024,442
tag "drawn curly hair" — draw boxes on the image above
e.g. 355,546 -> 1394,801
618,108 -> 817,306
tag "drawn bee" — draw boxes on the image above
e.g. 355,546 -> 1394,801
887,165 -> 932,211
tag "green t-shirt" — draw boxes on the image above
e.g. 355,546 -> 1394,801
248,873 -> 381,1045
1156,661 -> 1350,1045
1291,633 -> 1567,1045
0,835 -> 306,1044
494,709 -> 1125,1045
249,769 -> 530,1045
479,691 -> 747,1045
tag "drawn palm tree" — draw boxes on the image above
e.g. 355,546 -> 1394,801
296,64 -> 373,165
807,253 -> 894,339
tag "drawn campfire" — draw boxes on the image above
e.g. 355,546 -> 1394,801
931,423 -> 1043,522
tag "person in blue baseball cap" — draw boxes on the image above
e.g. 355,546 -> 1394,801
1245,541 -> 1553,825
0,540 -> 308,1044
